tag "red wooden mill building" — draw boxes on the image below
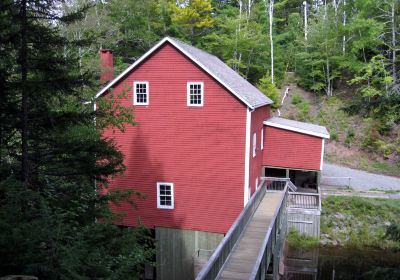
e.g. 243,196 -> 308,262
97,37 -> 329,279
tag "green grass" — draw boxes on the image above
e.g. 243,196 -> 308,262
321,196 -> 400,250
369,188 -> 400,194
286,229 -> 319,249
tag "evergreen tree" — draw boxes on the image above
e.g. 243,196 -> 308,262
0,0 -> 153,278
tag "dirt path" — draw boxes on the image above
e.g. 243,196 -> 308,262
321,162 -> 400,191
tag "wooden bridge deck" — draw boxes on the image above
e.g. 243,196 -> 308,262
218,191 -> 285,280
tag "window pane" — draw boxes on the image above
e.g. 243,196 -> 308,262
189,83 -> 202,105
135,83 -> 148,104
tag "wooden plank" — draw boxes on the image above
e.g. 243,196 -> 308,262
217,191 -> 285,279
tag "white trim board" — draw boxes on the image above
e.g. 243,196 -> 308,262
243,108 -> 251,206
264,121 -> 330,139
95,37 -> 269,109
320,139 -> 325,171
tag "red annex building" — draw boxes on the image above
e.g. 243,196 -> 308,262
96,37 -> 329,279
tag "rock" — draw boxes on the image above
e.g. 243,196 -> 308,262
334,213 -> 346,220
333,226 -> 340,233
321,233 -> 330,239
332,240 -> 340,246
320,240 -> 328,246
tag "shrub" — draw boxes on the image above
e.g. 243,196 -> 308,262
297,100 -> 310,121
330,130 -> 338,141
257,74 -> 281,109
344,128 -> 355,147
385,224 -> 400,242
291,93 -> 303,105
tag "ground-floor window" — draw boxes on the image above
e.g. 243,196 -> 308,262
157,182 -> 174,209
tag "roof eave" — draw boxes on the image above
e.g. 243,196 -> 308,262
253,100 -> 273,109
263,120 -> 330,139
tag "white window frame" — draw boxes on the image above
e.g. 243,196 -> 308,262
261,128 -> 264,150
252,132 -> 256,158
187,82 -> 204,107
133,81 -> 149,105
157,182 -> 174,209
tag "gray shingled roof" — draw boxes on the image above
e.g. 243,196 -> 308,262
168,37 -> 272,108
264,117 -> 330,138
96,37 -> 272,108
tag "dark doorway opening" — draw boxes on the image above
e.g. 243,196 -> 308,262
264,167 -> 286,178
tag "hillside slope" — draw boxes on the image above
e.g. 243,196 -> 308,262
275,81 -> 400,177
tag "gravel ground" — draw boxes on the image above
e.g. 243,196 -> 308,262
321,162 -> 400,191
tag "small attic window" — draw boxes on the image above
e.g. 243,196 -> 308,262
187,82 -> 203,107
134,81 -> 149,105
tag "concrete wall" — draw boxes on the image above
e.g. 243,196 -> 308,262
155,227 -> 223,280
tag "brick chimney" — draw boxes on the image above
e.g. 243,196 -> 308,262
100,49 -> 114,83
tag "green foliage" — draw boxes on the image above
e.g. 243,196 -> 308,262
321,196 -> 400,250
349,55 -> 392,99
330,130 -> 339,141
291,93 -> 303,105
286,229 -> 319,249
385,224 -> 400,242
170,0 -> 214,42
0,0 -> 154,278
291,94 -> 310,121
257,74 -> 280,109
344,128 -> 355,147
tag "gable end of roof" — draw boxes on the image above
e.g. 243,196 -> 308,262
95,37 -> 273,109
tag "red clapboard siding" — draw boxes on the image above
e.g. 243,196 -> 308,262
249,106 -> 270,196
102,43 -> 247,234
262,126 -> 323,171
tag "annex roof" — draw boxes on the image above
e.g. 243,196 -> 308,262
264,117 -> 330,139
95,37 -> 272,109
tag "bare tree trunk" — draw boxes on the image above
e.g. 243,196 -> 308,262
391,1 -> 397,83
303,1 -> 308,41
247,0 -> 254,19
343,0 -> 346,54
265,0 -> 275,84
326,58 -> 332,96
20,0 -> 29,187
234,0 -> 243,72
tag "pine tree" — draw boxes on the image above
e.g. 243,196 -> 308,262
0,0 -> 153,278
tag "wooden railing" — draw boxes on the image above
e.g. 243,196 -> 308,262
250,185 -> 288,280
262,177 -> 297,192
195,178 -> 269,280
196,178 -> 291,280
288,191 -> 320,210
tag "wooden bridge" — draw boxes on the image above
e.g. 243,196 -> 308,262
195,178 -> 321,280
195,178 -> 291,280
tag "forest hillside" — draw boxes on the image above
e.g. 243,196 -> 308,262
61,0 -> 399,174
0,0 -> 399,278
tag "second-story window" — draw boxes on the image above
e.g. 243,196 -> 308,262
134,81 -> 149,105
187,82 -> 204,107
